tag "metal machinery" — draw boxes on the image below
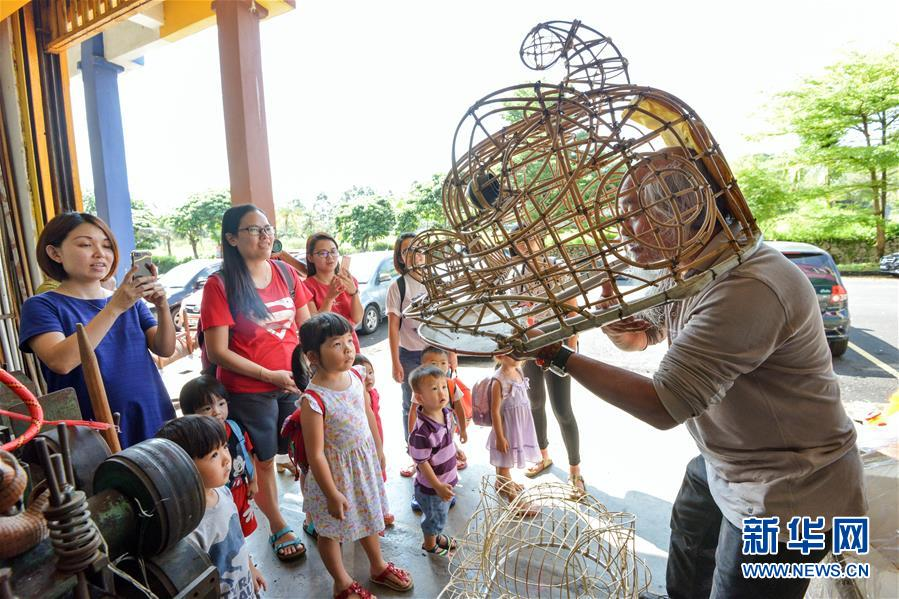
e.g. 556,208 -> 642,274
0,369 -> 218,598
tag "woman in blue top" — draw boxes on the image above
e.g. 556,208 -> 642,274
19,212 -> 176,447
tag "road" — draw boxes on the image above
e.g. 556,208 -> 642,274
834,276 -> 899,418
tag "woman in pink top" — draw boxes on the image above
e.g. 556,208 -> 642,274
302,233 -> 363,351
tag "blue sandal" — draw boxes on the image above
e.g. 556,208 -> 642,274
302,520 -> 318,539
269,526 -> 306,562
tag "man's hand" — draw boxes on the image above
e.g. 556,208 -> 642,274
598,280 -> 653,350
247,476 -> 258,500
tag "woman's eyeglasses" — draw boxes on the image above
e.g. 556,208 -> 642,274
313,250 -> 339,259
238,225 -> 276,238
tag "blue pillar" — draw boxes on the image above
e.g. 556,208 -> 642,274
80,34 -> 135,285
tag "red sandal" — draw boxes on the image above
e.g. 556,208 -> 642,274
334,581 -> 373,599
369,562 -> 414,592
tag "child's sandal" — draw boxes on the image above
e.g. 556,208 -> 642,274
369,562 -> 414,592
422,542 -> 450,556
302,520 -> 318,540
436,534 -> 458,552
269,527 -> 306,562
334,581 -> 372,599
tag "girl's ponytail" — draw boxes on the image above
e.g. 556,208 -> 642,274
290,345 -> 311,392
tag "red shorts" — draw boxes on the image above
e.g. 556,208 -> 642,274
230,482 -> 258,537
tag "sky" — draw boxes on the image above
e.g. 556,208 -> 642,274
67,0 -> 899,213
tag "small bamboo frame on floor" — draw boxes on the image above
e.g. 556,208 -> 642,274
440,475 -> 650,598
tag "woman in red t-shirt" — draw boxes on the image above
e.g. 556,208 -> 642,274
200,204 -> 312,562
302,232 -> 363,351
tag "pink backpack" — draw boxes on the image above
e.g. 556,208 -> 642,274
471,375 -> 500,426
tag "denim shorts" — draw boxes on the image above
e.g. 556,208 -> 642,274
414,487 -> 451,537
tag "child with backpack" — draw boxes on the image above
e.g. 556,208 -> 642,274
292,313 -> 413,598
473,354 -> 542,502
179,375 -> 258,537
408,346 -> 469,468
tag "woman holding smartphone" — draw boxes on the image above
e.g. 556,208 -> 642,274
19,212 -> 176,448
200,204 -> 312,562
301,232 -> 363,351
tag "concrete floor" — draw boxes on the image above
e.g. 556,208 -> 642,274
161,330 -> 687,598
158,278 -> 898,598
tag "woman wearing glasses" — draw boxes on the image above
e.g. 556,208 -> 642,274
386,233 -> 459,479
200,204 -> 312,562
301,232 -> 363,351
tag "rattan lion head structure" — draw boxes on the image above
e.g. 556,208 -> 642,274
440,476 -> 650,598
406,20 -> 762,355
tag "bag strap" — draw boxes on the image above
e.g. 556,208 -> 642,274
273,260 -> 296,299
349,366 -> 365,383
397,275 -> 406,325
226,419 -> 254,480
302,389 -> 326,416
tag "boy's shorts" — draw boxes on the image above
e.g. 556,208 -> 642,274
414,487 -> 451,537
230,482 -> 258,537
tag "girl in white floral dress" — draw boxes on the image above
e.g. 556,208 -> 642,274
294,313 -> 413,599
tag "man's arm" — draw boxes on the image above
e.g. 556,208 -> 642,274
559,352 -> 677,430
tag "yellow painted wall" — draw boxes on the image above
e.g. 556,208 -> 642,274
160,0 -> 294,43
0,0 -> 30,23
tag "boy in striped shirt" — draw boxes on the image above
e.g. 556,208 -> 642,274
407,365 -> 459,555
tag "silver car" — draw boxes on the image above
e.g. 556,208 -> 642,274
349,251 -> 396,335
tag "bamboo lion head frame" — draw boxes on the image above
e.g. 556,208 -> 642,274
439,476 -> 651,598
406,20 -> 762,355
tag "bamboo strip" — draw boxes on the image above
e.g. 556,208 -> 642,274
75,323 -> 121,452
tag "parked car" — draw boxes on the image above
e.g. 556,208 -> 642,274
767,241 -> 850,357
880,252 -> 899,276
349,251 -> 395,335
154,259 -> 221,327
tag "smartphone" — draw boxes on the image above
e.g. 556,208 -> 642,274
271,239 -> 283,254
131,250 -> 154,279
340,255 -> 351,273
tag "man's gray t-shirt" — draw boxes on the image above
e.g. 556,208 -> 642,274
651,242 -> 865,536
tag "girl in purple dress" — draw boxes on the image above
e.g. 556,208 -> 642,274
486,355 -> 542,500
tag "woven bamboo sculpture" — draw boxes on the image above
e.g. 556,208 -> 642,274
406,20 -> 763,355
439,476 -> 650,598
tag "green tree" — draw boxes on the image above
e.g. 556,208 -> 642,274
405,174 -> 446,231
734,154 -> 800,226
81,190 -> 96,214
169,190 -> 231,258
780,47 -> 899,257
80,191 -> 164,250
335,188 -> 395,251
